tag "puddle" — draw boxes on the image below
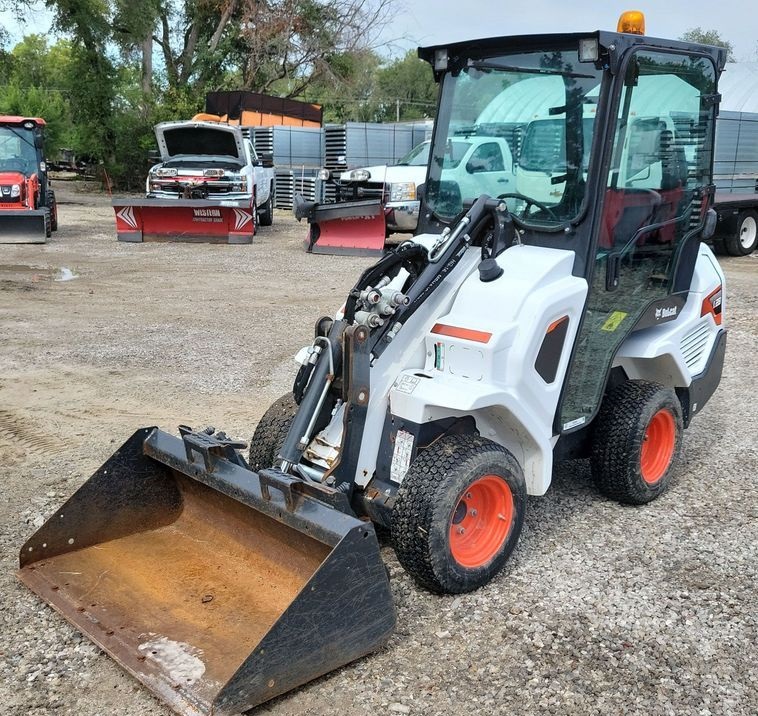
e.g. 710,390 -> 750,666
55,267 -> 78,282
0,264 -> 80,285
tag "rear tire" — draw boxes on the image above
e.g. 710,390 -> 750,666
248,393 -> 298,471
43,208 -> 52,238
591,380 -> 683,505
724,209 -> 758,256
259,185 -> 274,227
391,434 -> 526,594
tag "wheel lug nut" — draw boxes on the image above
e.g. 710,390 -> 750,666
470,509 -> 478,517
465,492 -> 472,499
457,527 -> 465,535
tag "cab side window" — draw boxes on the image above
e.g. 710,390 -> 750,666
466,142 -> 505,173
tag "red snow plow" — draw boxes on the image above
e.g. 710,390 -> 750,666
0,116 -> 58,243
113,199 -> 256,244
293,194 -> 386,256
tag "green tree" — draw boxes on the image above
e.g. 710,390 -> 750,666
679,28 -> 735,61
375,50 -> 437,121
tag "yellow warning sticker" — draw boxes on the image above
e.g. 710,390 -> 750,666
601,311 -> 628,332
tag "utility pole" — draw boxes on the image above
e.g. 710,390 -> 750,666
396,99 -> 400,122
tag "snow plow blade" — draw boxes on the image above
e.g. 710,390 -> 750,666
113,198 -> 255,244
0,209 -> 48,243
294,193 -> 386,256
18,427 -> 396,716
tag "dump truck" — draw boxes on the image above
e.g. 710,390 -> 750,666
0,116 -> 58,243
20,12 -> 729,715
113,121 -> 275,244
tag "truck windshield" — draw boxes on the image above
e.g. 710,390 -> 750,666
426,48 -> 605,228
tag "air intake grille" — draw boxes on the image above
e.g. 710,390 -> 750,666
680,322 -> 710,371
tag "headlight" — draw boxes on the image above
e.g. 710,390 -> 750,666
203,168 -> 224,178
11,184 -> 21,197
155,168 -> 177,178
389,182 -> 416,202
347,169 -> 370,182
317,168 -> 331,181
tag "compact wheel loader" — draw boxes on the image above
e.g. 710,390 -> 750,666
20,19 -> 729,716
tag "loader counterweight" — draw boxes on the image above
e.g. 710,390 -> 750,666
18,428 -> 395,716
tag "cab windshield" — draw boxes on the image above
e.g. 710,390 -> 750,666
0,126 -> 37,171
426,48 -> 605,228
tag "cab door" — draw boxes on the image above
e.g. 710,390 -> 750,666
559,49 -> 718,431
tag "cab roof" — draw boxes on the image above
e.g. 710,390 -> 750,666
418,31 -> 728,77
0,116 -> 47,126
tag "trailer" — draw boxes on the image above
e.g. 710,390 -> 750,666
711,66 -> 758,255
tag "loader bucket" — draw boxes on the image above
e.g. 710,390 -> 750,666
113,199 -> 255,244
299,198 -> 386,256
0,209 -> 48,243
18,427 -> 396,716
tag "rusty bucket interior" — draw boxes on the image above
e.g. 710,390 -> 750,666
18,428 -> 395,716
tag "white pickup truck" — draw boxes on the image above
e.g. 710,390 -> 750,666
147,121 -> 276,226
332,137 -> 515,232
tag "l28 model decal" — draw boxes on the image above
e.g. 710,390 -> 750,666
116,206 -> 137,229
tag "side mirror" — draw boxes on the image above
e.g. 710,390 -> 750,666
147,149 -> 161,167
260,152 -> 274,168
701,208 -> 717,240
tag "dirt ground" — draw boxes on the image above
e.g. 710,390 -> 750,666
0,182 -> 756,716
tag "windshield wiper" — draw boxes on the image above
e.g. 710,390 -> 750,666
467,60 -> 596,79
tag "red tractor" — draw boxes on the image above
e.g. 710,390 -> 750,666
0,116 -> 58,243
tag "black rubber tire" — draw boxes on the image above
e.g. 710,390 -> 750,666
259,185 -> 274,226
391,433 -> 526,594
43,208 -> 51,238
47,190 -> 58,232
248,393 -> 298,471
591,380 -> 683,505
724,209 -> 758,256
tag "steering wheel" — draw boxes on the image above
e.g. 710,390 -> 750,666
498,192 -> 560,223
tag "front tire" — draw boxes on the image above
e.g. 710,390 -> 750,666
47,190 -> 58,232
391,434 -> 526,594
724,209 -> 758,256
248,393 -> 298,471
591,380 -> 683,505
259,184 -> 274,227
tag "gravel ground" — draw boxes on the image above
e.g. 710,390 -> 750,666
0,183 -> 756,716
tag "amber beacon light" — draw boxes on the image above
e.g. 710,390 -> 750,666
617,10 -> 646,35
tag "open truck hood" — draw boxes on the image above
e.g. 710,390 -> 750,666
154,121 -> 245,162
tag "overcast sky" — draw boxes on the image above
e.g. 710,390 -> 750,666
2,1 -> 756,62
382,1 -> 756,61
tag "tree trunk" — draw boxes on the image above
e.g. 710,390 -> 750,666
141,35 -> 153,98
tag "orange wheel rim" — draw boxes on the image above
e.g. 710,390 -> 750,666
449,475 -> 513,568
640,409 -> 676,484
